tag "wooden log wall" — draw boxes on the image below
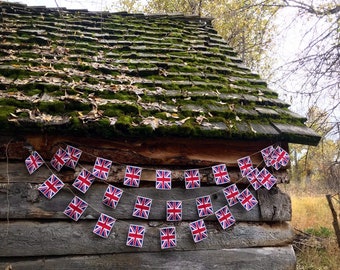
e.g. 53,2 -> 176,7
0,135 -> 295,269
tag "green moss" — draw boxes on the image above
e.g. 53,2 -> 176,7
0,98 -> 32,109
38,101 -> 65,113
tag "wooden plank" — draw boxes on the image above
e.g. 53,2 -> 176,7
0,162 -> 289,184
258,187 -> 292,221
0,183 -> 291,221
0,220 -> 294,257
1,135 -> 288,166
0,246 -> 296,270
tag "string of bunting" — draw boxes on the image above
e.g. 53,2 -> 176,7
24,143 -> 290,249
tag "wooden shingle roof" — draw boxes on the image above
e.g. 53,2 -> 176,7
0,2 -> 321,145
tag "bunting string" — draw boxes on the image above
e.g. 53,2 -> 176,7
23,142 -> 290,246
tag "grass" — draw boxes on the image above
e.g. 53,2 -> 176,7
288,193 -> 340,270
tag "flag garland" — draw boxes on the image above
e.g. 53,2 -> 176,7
189,219 -> 208,243
166,200 -> 182,221
102,185 -> 123,209
160,227 -> 177,249
132,196 -> 152,219
184,169 -> 201,189
64,196 -> 88,221
196,195 -> 214,218
72,169 -> 95,194
28,143 -> 290,246
215,205 -> 235,230
126,224 -> 145,248
93,213 -> 116,238
38,174 -> 64,199
25,151 -> 44,174
50,147 -> 70,172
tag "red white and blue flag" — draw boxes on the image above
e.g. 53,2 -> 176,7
238,188 -> 258,211
92,157 -> 112,180
160,227 -> 177,249
237,156 -> 253,177
212,164 -> 230,185
93,213 -> 116,238
166,200 -> 182,221
25,151 -> 44,174
72,169 -> 95,194
196,195 -> 214,217
215,205 -> 236,230
124,165 -> 142,187
63,196 -> 88,221
102,184 -> 123,209
184,169 -> 200,189
261,145 -> 275,167
38,174 -> 64,199
65,145 -> 82,169
256,168 -> 277,190
50,148 -> 70,172
189,219 -> 208,243
132,196 -> 152,219
126,224 -> 145,248
223,184 -> 240,207
155,169 -> 172,190
270,146 -> 290,170
245,168 -> 262,190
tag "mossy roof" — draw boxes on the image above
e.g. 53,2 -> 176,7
0,2 -> 320,145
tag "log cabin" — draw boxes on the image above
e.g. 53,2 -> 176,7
0,2 -> 321,269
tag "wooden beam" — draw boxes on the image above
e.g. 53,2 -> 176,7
1,135 -> 288,166
0,183 -> 291,222
0,162 -> 289,184
0,246 -> 296,270
0,220 -> 294,257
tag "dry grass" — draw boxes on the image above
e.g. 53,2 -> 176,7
290,196 -> 334,231
289,194 -> 340,270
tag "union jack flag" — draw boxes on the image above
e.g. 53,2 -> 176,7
102,184 -> 123,209
261,145 -> 275,167
65,145 -> 82,169
38,174 -> 64,199
50,148 -> 70,172
25,151 -> 44,174
238,188 -> 258,211
212,164 -> 230,185
160,227 -> 177,249
215,205 -> 236,230
256,168 -> 277,190
223,184 -> 240,207
126,224 -> 145,248
155,169 -> 171,190
189,219 -> 208,243
93,213 -> 116,238
72,169 -> 95,194
92,157 -> 112,180
166,200 -> 182,221
237,156 -> 253,177
245,168 -> 262,190
123,165 -> 142,187
132,196 -> 152,219
63,196 -> 88,221
270,146 -> 290,170
196,195 -> 214,217
184,169 -> 200,189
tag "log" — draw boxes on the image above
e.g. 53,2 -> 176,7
0,162 -> 289,184
0,135 -> 288,166
0,220 -> 294,257
0,246 -> 296,270
0,183 -> 291,221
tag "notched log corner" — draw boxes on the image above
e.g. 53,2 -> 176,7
258,187 -> 292,222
